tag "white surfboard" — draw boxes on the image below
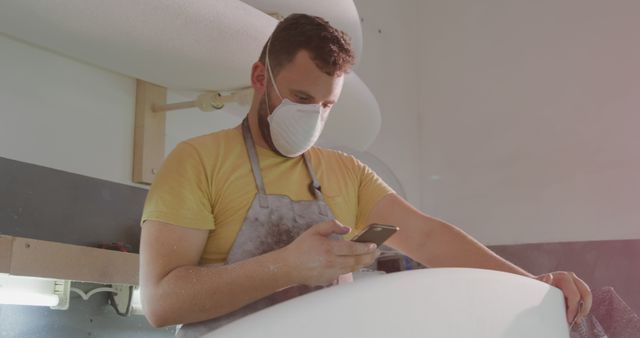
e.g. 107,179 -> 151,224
319,72 -> 381,150
0,0 -> 380,150
0,0 -> 274,91
205,268 -> 571,338
239,0 -> 363,65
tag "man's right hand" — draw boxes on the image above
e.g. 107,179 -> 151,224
281,220 -> 380,287
140,220 -> 378,327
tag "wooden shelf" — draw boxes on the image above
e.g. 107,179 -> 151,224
0,235 -> 139,285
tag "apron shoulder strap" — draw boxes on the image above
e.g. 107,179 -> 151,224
241,118 -> 269,208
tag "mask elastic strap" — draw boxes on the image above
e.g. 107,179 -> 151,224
265,36 -> 283,100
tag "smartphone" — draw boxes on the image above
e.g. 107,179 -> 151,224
351,223 -> 399,247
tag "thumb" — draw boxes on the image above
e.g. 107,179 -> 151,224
311,220 -> 351,237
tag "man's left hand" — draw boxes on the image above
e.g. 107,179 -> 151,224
534,271 -> 592,325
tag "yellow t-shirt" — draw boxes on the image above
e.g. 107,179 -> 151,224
140,126 -> 395,264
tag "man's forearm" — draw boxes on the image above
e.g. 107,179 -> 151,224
144,248 -> 296,327
418,219 -> 534,278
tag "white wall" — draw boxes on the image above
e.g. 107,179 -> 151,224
1,34 -> 142,187
417,0 -> 640,245
353,0 -> 423,207
0,33 -> 243,189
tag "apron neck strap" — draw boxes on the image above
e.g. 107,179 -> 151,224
242,118 -> 268,207
303,152 -> 326,203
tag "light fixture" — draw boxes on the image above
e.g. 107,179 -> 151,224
1,235 -> 139,314
0,273 -> 70,309
110,284 -> 143,316
130,286 -> 143,315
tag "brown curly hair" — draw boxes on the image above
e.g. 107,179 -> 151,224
258,13 -> 355,77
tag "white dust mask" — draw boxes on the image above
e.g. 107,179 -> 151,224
264,40 -> 329,157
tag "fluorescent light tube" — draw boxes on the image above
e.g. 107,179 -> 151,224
0,273 -> 68,308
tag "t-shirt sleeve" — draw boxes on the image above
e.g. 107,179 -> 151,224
140,141 -> 215,230
352,156 -> 396,231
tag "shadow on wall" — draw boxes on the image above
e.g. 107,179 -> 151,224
0,156 -> 146,250
0,157 -> 171,336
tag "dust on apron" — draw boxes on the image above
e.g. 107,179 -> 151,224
177,118 -> 340,338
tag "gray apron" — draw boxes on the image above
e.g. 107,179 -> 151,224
177,118 -> 339,338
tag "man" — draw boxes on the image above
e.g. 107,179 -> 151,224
139,14 -> 592,335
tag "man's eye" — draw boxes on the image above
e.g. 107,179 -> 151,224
296,95 -> 311,101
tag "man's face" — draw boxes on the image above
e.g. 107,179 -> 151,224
257,49 -> 345,154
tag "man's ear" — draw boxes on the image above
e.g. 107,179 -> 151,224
251,61 -> 267,94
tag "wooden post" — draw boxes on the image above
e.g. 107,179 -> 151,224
133,80 -> 167,184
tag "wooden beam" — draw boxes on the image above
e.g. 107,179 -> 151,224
133,79 -> 167,185
0,235 -> 139,285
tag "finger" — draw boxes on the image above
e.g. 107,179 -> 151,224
353,250 -> 379,268
571,272 -> 592,319
311,220 -> 351,237
556,272 -> 582,323
335,251 -> 379,273
331,240 -> 377,256
536,273 -> 553,284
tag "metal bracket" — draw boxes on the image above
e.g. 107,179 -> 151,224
133,80 -> 252,184
110,284 -> 133,316
51,280 -> 71,310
